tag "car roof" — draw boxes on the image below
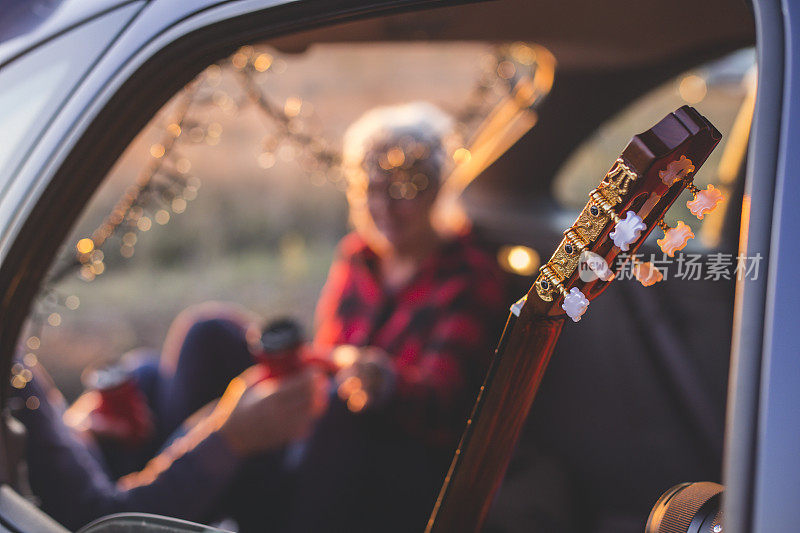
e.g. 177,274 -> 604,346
1,0 -> 754,70
269,0 -> 753,72
0,0 -> 139,65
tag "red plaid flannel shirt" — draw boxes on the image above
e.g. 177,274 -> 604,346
314,231 -> 508,449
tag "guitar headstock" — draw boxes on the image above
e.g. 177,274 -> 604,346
519,106 -> 722,321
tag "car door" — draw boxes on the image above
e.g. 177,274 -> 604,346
724,1 -> 800,532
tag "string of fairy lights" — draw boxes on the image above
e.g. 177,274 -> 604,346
232,46 -> 344,187
14,43 -> 539,391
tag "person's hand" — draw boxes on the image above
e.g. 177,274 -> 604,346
333,345 -> 395,412
215,366 -> 328,457
64,384 -> 155,446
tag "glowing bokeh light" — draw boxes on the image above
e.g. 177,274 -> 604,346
155,210 -> 170,225
176,158 -> 191,174
498,245 -> 540,276
172,198 -> 187,213
254,53 -> 273,72
679,75 -> 707,104
497,60 -> 516,79
258,152 -> 276,169
64,295 -> 80,310
167,123 -> 181,137
137,217 -> 152,232
333,345 -> 359,368
47,313 -> 61,327
453,147 -> 472,164
231,52 -> 248,69
337,376 -> 362,401
284,97 -> 303,117
387,147 -> 405,168
122,232 -> 137,246
76,238 -> 94,254
347,390 -> 368,412
150,143 -> 166,158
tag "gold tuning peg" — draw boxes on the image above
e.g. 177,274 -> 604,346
656,219 -> 694,257
686,183 -> 724,220
538,264 -> 589,322
589,190 -> 620,224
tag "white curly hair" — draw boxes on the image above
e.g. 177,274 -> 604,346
342,101 -> 456,185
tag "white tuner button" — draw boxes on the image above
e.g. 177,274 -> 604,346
579,251 -> 615,282
610,211 -> 646,252
562,287 -> 589,322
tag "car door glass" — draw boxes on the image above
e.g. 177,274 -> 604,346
23,39 -> 542,400
10,39 -> 552,532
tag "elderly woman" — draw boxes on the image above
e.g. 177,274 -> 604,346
17,102 -> 506,531
163,102 -> 507,531
278,102 -> 508,531
318,102 -> 506,442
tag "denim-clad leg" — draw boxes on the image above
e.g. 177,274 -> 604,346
153,320 -> 293,531
99,317 -> 255,478
155,317 -> 254,438
280,398 -> 449,533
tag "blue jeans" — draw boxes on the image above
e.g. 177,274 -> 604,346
100,318 -> 253,478
108,317 -> 447,532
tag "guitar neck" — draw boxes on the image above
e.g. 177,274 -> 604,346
425,106 -> 721,533
426,305 -> 565,532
